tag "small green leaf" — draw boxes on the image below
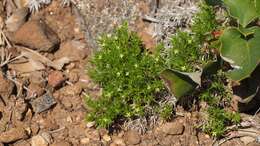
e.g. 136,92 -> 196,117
160,69 -> 201,99
255,0 -> 260,15
220,27 -> 260,81
223,0 -> 258,27
237,26 -> 258,36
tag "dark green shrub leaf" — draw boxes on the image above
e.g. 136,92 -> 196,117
202,61 -> 221,76
223,0 -> 258,27
160,69 -> 201,99
256,0 -> 260,15
237,26 -> 258,36
220,27 -> 260,81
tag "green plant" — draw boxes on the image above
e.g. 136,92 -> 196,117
158,104 -> 173,120
161,1 -> 218,99
166,31 -> 201,72
84,0 -> 259,137
191,2 -> 217,42
159,1 -> 249,137
165,2 -> 217,74
202,107 -> 240,137
199,72 -> 241,137
199,72 -> 231,106
161,0 -> 260,107
219,0 -> 260,82
86,23 -> 164,128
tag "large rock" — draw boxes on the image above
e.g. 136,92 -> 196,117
50,141 -> 72,146
0,127 -> 28,143
161,122 -> 185,135
54,40 -> 88,61
48,71 -> 65,88
31,132 -> 52,146
124,130 -> 141,145
13,140 -> 31,146
14,20 -> 60,52
0,72 -> 15,104
31,93 -> 56,113
31,135 -> 48,146
5,7 -> 29,32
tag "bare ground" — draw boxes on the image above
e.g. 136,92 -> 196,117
0,0 -> 260,146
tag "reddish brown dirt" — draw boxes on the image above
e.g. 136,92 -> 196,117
0,0 -> 259,146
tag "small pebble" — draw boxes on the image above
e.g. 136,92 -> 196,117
103,134 -> 111,142
80,138 -> 90,144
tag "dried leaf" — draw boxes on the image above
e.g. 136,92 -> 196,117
5,7 -> 29,32
13,0 -> 30,8
9,59 -> 45,73
52,57 -> 71,70
18,47 -> 70,70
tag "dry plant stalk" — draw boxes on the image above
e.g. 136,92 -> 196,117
0,47 -> 12,67
0,29 -> 12,48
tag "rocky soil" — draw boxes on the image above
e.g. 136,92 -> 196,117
0,0 -> 260,146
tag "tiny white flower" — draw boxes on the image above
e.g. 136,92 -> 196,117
101,43 -> 105,47
125,72 -> 129,76
173,49 -> 179,54
106,93 -> 111,97
147,85 -> 151,90
120,54 -> 124,58
134,64 -> 138,68
188,39 -> 192,44
116,72 -> 121,76
181,66 -> 186,71
126,112 -> 131,117
155,88 -> 160,92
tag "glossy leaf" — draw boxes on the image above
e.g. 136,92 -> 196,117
220,27 -> 260,81
256,0 -> 260,15
237,26 -> 258,36
202,61 -> 221,76
160,69 -> 201,99
223,0 -> 258,27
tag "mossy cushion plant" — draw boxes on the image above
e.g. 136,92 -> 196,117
86,23 -> 165,128
164,2 -> 218,74
199,72 -> 240,137
166,31 -> 201,72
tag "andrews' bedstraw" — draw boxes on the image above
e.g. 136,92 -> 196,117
202,107 -> 240,137
191,2 -> 217,43
86,23 -> 165,128
166,30 -> 201,72
165,2 -> 217,73
199,72 -> 240,137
